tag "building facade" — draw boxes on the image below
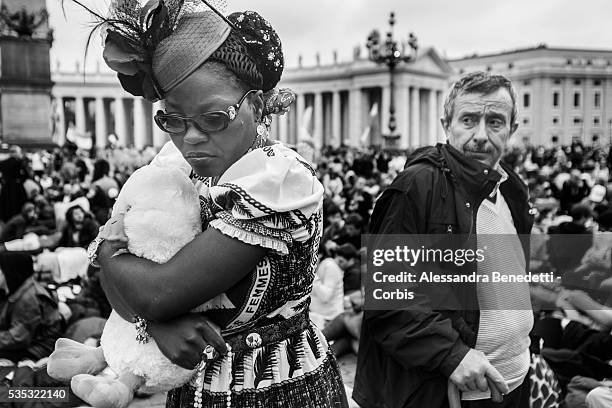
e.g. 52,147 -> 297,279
449,45 -> 612,146
52,44 -> 612,150
51,48 -> 452,150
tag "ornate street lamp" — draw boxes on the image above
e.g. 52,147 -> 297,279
366,12 -> 418,146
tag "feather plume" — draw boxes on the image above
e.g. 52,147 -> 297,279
61,0 -> 197,101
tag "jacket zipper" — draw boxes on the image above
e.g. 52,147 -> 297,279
468,203 -> 475,239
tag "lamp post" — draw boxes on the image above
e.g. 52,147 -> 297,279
366,12 -> 418,147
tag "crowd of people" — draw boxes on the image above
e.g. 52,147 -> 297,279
1,128 -> 611,406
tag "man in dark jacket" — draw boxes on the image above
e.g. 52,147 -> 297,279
0,252 -> 64,362
354,72 -> 535,408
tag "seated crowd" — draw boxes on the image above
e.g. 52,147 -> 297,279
0,136 -> 611,407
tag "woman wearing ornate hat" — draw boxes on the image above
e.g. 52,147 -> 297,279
65,1 -> 349,407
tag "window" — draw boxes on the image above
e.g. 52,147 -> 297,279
508,63 -> 514,69
574,79 -> 582,85
523,93 -> 531,108
594,116 -> 601,126
573,117 -> 582,125
553,92 -> 560,107
523,80 -> 531,86
552,117 -> 559,125
522,118 -> 529,125
574,92 -> 581,108
594,92 -> 601,108
594,79 -> 602,86
553,79 -> 562,85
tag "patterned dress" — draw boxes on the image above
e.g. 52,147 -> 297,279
166,143 -> 348,408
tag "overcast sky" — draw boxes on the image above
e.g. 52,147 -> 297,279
47,0 -> 612,73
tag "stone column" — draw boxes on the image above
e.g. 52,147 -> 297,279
133,98 -> 147,149
381,86 -> 391,138
144,100 -> 154,147
332,90 -> 341,147
562,78 -> 572,144
75,96 -> 86,135
397,86 -> 410,149
428,89 -> 438,145
437,90 -> 445,141
296,93 -> 305,139
410,86 -> 420,147
314,92 -> 323,147
114,97 -> 128,146
278,113 -> 288,144
152,101 -> 168,147
95,97 -> 107,149
349,88 -> 362,147
272,115 -> 280,141
56,96 -> 66,145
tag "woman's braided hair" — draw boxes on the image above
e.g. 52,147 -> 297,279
208,11 -> 294,117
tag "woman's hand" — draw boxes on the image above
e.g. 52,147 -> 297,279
148,314 -> 227,370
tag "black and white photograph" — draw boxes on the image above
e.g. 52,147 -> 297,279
0,0 -> 611,407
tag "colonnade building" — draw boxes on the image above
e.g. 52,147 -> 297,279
50,45 -> 612,150
449,45 -> 612,146
50,48 -> 453,150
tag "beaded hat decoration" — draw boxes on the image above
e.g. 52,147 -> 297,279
153,7 -> 286,97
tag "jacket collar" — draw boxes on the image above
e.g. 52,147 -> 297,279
488,164 -> 508,199
439,143 -> 502,201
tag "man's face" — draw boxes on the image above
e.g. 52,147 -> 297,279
24,207 -> 37,222
443,88 -> 518,168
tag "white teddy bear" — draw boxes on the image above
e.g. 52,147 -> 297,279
47,142 -> 232,408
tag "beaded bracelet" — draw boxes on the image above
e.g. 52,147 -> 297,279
86,236 -> 105,267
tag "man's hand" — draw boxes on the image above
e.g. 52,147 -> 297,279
148,314 -> 227,370
449,349 -> 508,402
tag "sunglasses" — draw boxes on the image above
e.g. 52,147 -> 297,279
154,89 -> 258,134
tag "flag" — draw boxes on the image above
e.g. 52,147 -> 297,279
360,102 -> 379,146
298,105 -> 313,142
